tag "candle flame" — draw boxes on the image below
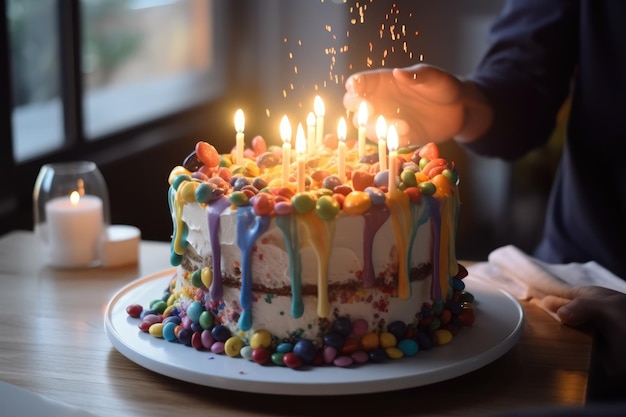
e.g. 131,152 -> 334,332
280,115 -> 292,144
306,112 -> 316,127
387,125 -> 399,151
234,109 -> 244,133
70,191 -> 80,205
314,95 -> 325,117
357,101 -> 368,126
295,123 -> 306,155
376,115 -> 387,140
337,117 -> 347,141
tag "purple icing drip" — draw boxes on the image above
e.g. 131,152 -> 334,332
361,205 -> 391,287
427,197 -> 442,300
207,197 -> 231,301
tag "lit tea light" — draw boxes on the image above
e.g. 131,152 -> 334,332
45,190 -> 103,268
280,115 -> 292,186
295,123 -> 306,193
306,112 -> 316,154
234,109 -> 245,164
357,101 -> 368,158
314,95 -> 325,147
387,125 -> 399,193
337,117 -> 347,182
376,115 -> 387,172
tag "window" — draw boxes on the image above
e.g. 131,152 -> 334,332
7,0 -> 225,163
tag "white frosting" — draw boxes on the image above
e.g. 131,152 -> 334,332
176,200 -> 436,343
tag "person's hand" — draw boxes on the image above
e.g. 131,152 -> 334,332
343,64 -> 468,147
544,286 -> 626,380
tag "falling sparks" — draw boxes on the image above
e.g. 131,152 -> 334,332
270,0 -> 423,135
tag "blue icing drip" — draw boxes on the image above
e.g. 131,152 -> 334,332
276,214 -> 303,318
236,206 -> 271,331
426,196 -> 442,300
207,197 -> 231,301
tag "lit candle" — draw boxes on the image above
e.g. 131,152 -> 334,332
376,115 -> 388,172
234,109 -> 245,164
306,112 -> 316,154
387,125 -> 399,193
337,117 -> 347,182
280,115 -> 292,186
314,95 -> 325,147
295,123 -> 306,193
45,191 -> 103,268
357,101 -> 368,158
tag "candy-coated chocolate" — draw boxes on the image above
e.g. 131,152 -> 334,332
283,352 -> 303,369
397,339 -> 419,357
186,301 -> 203,323
252,192 -> 275,216
351,318 -> 369,336
210,341 -> 225,354
126,304 -> 142,318
434,329 -> 453,345
379,331 -> 397,349
351,350 -> 369,364
252,347 -> 271,365
191,331 -> 204,350
360,332 -> 379,351
240,345 -> 254,361
148,323 -> 164,338
323,346 -> 338,364
276,342 -> 293,353
228,190 -> 249,207
271,352 -> 286,366
211,324 -> 231,342
291,192 -> 317,214
332,355 -> 354,367
323,332 -> 345,348
199,310 -> 213,330
385,347 -> 404,359
200,329 -> 215,349
195,141 -> 220,167
224,336 -> 245,357
293,339 -> 316,364
364,186 -> 386,205
249,330 -> 273,349
162,322 -> 178,342
342,191 -> 372,215
315,195 -> 340,220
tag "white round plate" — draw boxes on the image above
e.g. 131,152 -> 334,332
105,269 -> 524,396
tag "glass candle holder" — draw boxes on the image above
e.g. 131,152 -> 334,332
33,161 -> 110,268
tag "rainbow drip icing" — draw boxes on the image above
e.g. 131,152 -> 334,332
168,140 -> 461,331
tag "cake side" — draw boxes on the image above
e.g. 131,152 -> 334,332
127,139 -> 476,368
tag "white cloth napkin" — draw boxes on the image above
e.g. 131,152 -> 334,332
467,245 -> 626,320
0,380 -> 98,417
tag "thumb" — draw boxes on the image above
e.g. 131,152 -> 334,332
557,297 -> 601,327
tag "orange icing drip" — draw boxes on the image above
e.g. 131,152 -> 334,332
297,210 -> 335,317
385,189 -> 412,299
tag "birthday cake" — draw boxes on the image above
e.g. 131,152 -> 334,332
127,129 -> 475,368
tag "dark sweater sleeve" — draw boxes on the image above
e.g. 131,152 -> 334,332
465,0 -> 579,160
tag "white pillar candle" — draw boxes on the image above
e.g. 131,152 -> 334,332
45,191 -> 103,268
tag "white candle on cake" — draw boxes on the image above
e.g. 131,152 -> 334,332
45,191 -> 103,267
357,101 -> 368,159
337,117 -> 347,182
295,123 -> 306,193
234,109 -> 245,164
280,115 -> 292,186
387,125 -> 399,193
314,95 -> 325,147
376,115 -> 388,172
306,112 -> 316,154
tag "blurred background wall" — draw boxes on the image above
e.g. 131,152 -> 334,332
2,0 -> 561,261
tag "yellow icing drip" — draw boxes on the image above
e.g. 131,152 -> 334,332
439,196 -> 458,297
173,180 -> 198,256
386,189 -> 412,299
298,210 -> 335,318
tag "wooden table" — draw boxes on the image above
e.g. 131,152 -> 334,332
0,230 -> 594,416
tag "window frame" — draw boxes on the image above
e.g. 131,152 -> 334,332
2,0 -> 232,234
